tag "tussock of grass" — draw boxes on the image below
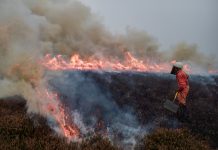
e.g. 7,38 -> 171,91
80,135 -> 118,150
135,128 -> 210,150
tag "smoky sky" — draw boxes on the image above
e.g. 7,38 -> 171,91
80,0 -> 218,54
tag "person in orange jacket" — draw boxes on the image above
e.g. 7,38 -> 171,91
172,62 -> 190,122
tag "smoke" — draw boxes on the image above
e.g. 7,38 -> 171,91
165,42 -> 218,70
48,71 -> 149,148
0,0 -> 217,148
0,0 -> 156,145
0,0 -> 160,131
0,0 -> 216,82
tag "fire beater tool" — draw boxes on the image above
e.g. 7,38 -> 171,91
164,92 -> 179,113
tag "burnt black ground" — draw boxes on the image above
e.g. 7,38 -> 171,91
53,71 -> 218,147
97,72 -> 218,147
1,71 -> 218,149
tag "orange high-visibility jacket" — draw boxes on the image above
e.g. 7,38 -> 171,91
176,70 -> 189,91
176,70 -> 189,105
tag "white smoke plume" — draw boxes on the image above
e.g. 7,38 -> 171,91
0,0 -> 217,148
166,42 -> 218,70
0,0 -> 216,84
0,0 -> 159,116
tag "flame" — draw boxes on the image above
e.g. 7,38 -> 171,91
41,52 -> 172,73
40,52 -> 204,74
208,69 -> 218,74
35,51 -> 218,140
36,88 -> 79,140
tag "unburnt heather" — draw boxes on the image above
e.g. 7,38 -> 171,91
0,72 -> 217,149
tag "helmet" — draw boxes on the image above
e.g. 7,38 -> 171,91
173,62 -> 183,69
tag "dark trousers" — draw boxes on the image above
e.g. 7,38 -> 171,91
177,104 -> 189,122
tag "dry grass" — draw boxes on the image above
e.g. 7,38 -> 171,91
0,98 -> 117,150
135,128 -> 210,150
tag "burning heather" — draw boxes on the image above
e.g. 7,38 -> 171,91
41,52 -> 172,73
0,0 -> 217,149
35,87 -> 80,139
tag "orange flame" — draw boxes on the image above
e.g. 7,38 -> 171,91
36,88 -> 79,140
41,52 -> 172,73
208,69 -> 218,74
36,52 -> 218,140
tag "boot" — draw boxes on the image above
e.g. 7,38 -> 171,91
177,104 -> 189,122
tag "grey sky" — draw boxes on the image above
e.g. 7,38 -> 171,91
80,0 -> 218,53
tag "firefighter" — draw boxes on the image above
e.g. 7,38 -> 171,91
172,62 -> 190,122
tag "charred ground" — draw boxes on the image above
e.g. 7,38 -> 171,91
85,72 -> 218,147
0,71 -> 217,149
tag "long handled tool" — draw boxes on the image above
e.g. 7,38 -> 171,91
164,92 -> 179,113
